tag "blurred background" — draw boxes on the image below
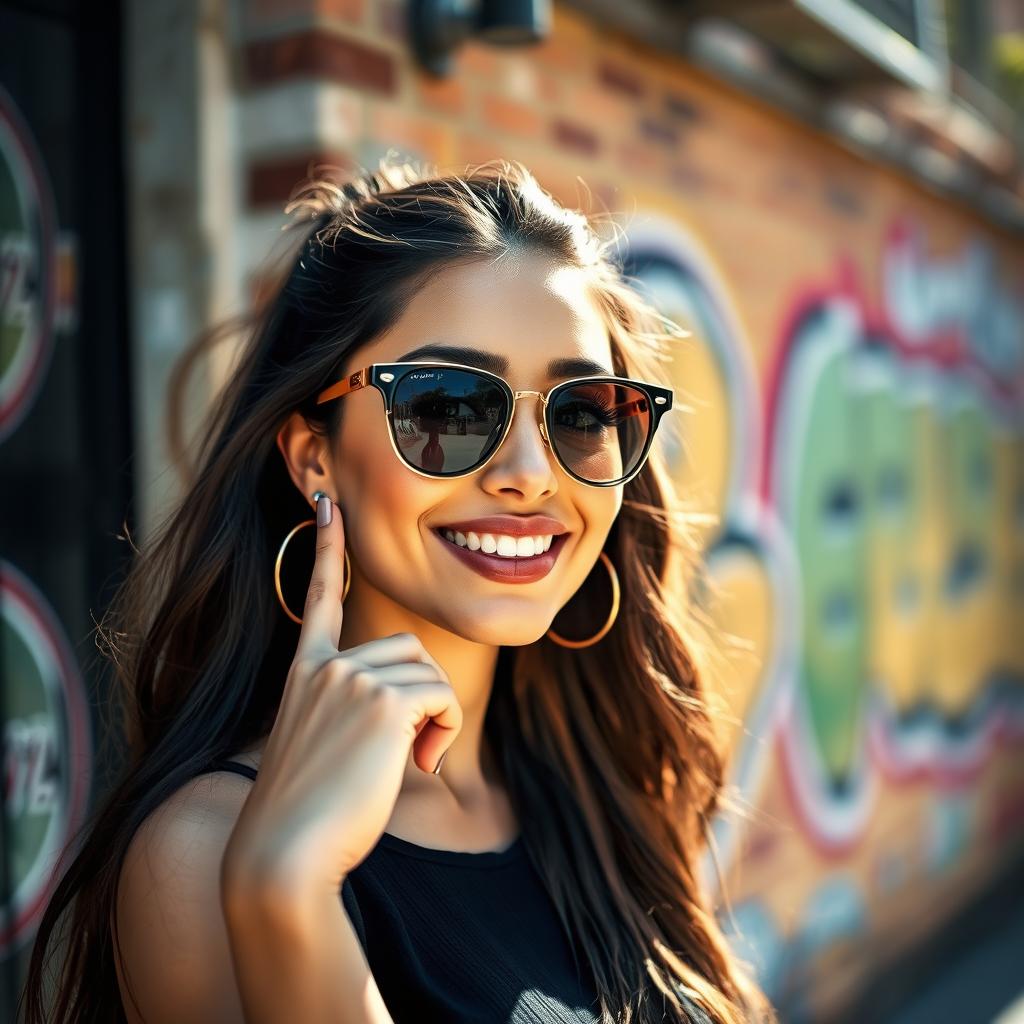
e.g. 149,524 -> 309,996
1,0 -> 1022,1021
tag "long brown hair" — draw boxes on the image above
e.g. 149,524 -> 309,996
20,157 -> 774,1024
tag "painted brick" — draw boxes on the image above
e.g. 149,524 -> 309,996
481,94 -> 544,138
552,118 -> 601,157
248,151 -> 356,208
244,29 -> 396,95
239,80 -> 363,155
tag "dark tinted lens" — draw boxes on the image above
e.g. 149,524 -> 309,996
549,381 -> 651,484
390,367 -> 508,475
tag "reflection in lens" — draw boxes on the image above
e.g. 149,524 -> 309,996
391,367 -> 507,475
549,382 -> 650,484
390,368 -> 651,483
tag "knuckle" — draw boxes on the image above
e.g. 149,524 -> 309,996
324,656 -> 352,681
370,683 -> 398,708
305,578 -> 328,606
315,538 -> 334,558
364,683 -> 400,722
349,667 -> 375,687
311,657 -> 347,691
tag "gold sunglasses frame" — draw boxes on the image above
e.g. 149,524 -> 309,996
314,361 -> 674,488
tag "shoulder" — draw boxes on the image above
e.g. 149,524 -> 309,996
114,767 -> 255,1024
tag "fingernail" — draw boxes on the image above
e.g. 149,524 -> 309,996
316,493 -> 332,527
432,749 -> 448,775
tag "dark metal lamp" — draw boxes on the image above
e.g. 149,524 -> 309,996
409,0 -> 551,76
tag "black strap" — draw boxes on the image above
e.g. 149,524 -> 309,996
207,758 -> 258,781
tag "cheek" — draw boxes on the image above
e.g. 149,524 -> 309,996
579,486 -> 622,543
332,421 -> 437,570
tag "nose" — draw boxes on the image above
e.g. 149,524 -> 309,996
479,392 -> 558,498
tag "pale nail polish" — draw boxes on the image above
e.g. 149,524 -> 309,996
316,493 -> 332,527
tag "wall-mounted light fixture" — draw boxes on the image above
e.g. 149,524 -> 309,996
409,0 -> 551,77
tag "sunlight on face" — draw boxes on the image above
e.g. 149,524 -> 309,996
329,251 -> 624,646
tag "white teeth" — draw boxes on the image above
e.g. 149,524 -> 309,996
440,529 -> 557,558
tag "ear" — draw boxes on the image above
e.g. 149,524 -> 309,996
276,411 -> 333,505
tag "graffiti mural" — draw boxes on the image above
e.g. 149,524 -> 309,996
624,215 -> 1024,1017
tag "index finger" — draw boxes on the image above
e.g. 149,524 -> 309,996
295,491 -> 346,661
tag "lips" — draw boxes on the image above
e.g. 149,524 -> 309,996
435,515 -> 568,538
433,529 -> 570,584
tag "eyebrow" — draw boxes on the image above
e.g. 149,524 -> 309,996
395,343 -> 612,380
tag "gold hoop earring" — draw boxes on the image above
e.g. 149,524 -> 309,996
546,550 -> 619,649
274,500 -> 351,625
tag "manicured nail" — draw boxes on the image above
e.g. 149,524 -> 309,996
432,749 -> 448,775
316,493 -> 332,527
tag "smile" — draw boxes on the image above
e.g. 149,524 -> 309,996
432,528 -> 570,584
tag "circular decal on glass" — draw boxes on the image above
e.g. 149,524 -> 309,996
0,85 -> 58,444
1,560 -> 92,955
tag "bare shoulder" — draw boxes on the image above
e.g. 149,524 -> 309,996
114,766 -> 256,1024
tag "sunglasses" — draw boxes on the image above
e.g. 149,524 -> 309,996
315,361 -> 674,487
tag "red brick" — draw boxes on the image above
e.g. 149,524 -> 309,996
375,0 -> 406,41
663,90 -> 702,123
564,81 -> 637,131
247,151 -> 357,208
246,0 -> 366,26
457,131 -> 505,168
527,161 -> 590,211
415,72 -> 468,117
481,94 -> 544,138
244,29 -> 396,95
458,43 -> 500,77
532,33 -> 590,75
597,59 -> 645,98
535,66 -> 563,104
368,104 -> 452,162
617,140 -> 663,179
637,115 -> 680,147
668,161 -> 708,192
552,118 -> 601,157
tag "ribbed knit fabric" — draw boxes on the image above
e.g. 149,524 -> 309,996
208,759 -> 602,1023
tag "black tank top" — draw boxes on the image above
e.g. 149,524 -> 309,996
208,758 -> 603,1023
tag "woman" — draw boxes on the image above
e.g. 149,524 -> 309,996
20,158 -> 774,1024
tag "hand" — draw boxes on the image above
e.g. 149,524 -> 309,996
222,493 -> 462,899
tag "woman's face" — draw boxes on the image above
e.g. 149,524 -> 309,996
321,252 -> 623,646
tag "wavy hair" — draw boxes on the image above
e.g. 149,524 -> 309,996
20,157 -> 774,1024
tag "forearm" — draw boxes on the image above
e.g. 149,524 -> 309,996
222,875 -> 394,1024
